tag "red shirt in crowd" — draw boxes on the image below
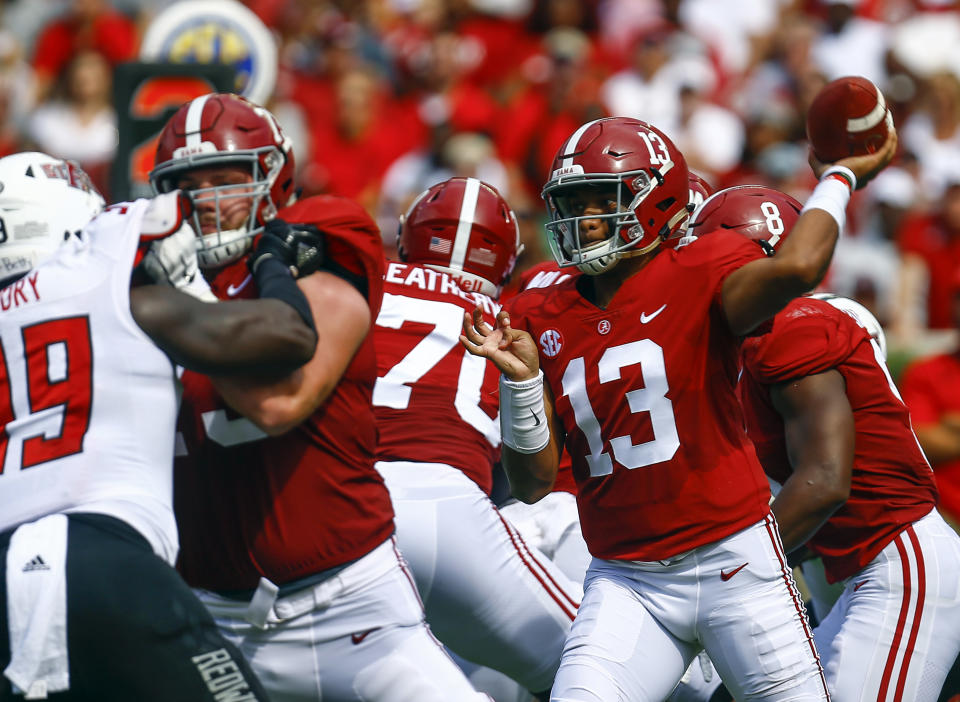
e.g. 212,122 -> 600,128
897,213 -> 960,329
900,352 -> 960,524
32,9 -> 137,81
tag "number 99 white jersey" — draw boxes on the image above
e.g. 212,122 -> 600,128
0,200 -> 180,564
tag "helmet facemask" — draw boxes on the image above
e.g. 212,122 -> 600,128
152,145 -> 284,269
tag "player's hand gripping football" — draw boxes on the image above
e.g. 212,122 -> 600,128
809,125 -> 898,190
461,307 -> 540,382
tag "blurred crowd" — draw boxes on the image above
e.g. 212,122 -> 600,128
3,0 -> 960,363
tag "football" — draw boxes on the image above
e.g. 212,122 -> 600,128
806,75 -> 893,163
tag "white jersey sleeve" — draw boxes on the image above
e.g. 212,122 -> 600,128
0,199 -> 181,564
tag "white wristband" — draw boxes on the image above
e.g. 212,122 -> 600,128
499,370 -> 550,454
821,165 -> 857,191
801,175 -> 851,233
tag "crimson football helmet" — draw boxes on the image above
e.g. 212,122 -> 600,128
150,93 -> 296,268
397,177 -> 521,298
0,152 -> 104,285
541,117 -> 690,275
686,185 -> 803,252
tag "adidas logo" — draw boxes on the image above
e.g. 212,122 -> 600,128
22,555 -> 50,572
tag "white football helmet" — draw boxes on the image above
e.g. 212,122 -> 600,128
811,293 -> 888,360
0,152 -> 105,285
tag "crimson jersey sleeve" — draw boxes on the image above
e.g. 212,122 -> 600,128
508,260 -> 574,298
741,298 -> 862,384
899,357 -> 953,425
506,259 -> 578,494
673,230 -> 770,308
279,195 -> 386,318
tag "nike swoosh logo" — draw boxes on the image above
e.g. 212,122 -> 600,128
720,562 -> 748,581
351,628 -> 379,645
530,409 -> 541,426
854,580 -> 868,592
226,273 -> 253,297
640,304 -> 667,324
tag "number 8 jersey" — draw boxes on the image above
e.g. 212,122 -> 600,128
507,230 -> 771,561
0,200 -> 180,564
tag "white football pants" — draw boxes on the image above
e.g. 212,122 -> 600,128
375,461 -> 582,694
551,513 -> 829,701
814,508 -> 960,702
195,537 -> 489,702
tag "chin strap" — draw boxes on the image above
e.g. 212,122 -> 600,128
197,228 -> 254,269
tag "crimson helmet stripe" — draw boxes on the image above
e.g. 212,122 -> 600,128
184,94 -> 212,148
561,119 -> 604,170
449,177 -> 481,272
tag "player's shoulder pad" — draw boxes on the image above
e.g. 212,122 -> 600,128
280,195 -> 382,269
280,195 -> 378,240
279,196 -> 385,312
139,190 -> 190,242
742,297 -> 852,383
677,229 -> 767,268
505,278 -> 568,318
518,261 -> 573,291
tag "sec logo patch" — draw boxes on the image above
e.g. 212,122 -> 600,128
539,329 -> 563,358
597,320 -> 611,335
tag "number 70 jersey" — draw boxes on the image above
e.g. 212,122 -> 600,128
507,231 -> 772,562
373,262 -> 501,494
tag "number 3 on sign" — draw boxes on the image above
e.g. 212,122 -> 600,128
560,339 -> 679,476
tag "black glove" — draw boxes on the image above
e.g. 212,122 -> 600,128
250,218 -> 325,279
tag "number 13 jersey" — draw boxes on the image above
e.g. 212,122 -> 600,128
507,231 -> 771,561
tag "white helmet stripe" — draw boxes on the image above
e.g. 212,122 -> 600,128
184,94 -> 213,148
561,119 -> 604,170
450,177 -> 481,272
847,85 -> 887,132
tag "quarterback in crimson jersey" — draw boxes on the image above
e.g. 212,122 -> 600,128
498,168 -> 720,584
463,116 -> 897,701
373,177 -> 581,699
152,94 -> 486,702
690,184 -> 960,702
